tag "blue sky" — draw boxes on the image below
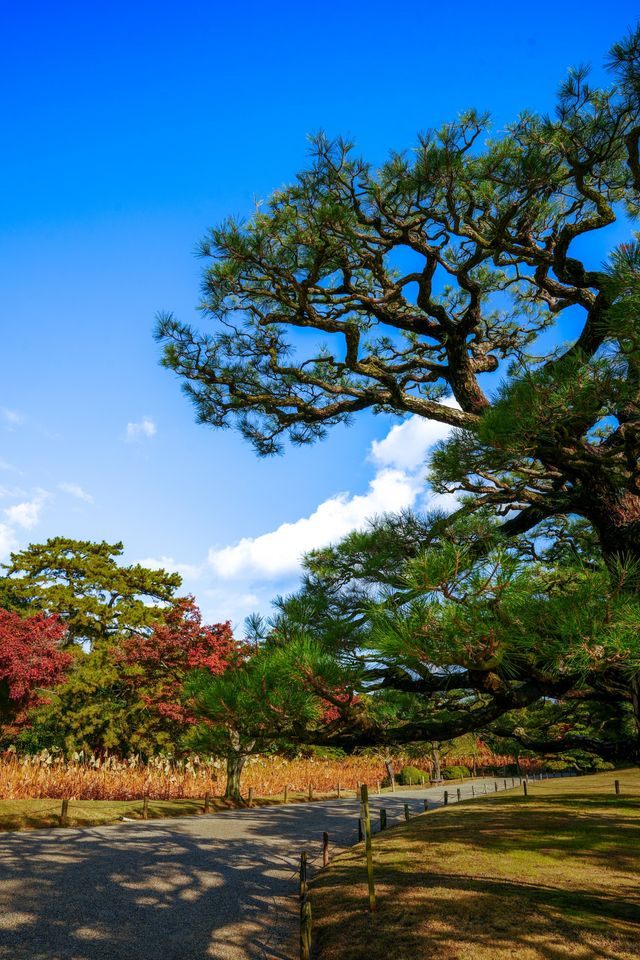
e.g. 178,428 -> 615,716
1,1 -> 637,629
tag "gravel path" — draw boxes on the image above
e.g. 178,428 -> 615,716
0,778 -> 512,960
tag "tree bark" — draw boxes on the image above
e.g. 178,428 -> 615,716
224,750 -> 247,801
430,743 -> 442,781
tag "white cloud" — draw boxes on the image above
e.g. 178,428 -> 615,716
1,408 -> 25,428
0,485 -> 27,500
125,417 -> 156,442
138,555 -> 204,581
59,482 -> 94,503
0,522 -> 18,560
370,397 -> 460,471
146,403 -> 462,628
0,460 -> 20,473
208,467 -> 421,581
3,490 -> 49,529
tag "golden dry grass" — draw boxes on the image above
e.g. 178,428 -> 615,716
0,749 -> 519,801
311,769 -> 640,960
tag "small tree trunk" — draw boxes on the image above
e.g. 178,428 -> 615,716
224,751 -> 246,801
431,743 -> 442,781
384,758 -> 395,789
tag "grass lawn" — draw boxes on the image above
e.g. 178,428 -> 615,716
0,797 -> 229,830
0,781 -> 442,832
311,769 -> 640,960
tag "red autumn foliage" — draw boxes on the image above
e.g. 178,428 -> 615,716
118,597 -> 237,725
321,689 -> 360,723
0,608 -> 71,724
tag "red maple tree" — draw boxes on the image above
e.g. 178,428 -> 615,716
0,608 -> 71,728
118,597 -> 237,725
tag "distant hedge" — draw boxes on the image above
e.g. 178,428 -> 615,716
442,765 -> 470,780
397,765 -> 430,785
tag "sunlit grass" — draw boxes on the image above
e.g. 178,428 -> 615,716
312,769 -> 640,960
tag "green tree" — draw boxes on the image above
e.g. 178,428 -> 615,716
186,638 -> 338,799
255,512 -> 640,755
3,538 -> 181,648
157,30 -> 640,571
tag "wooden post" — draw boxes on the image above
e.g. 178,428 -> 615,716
337,782 -> 341,799
523,781 -> 528,797
494,781 -> 499,793
503,779 -> 507,790
143,794 -> 149,820
358,818 -> 364,842
380,808 -> 387,830
512,778 -> 515,788
308,783 -> 313,802
443,789 -> 448,805
284,784 -> 289,803
300,896 -> 312,960
203,791 -> 211,814
299,851 -> 308,899
404,803 -> 410,820
457,788 -> 461,802
471,785 -> 475,797
248,787 -> 254,807
484,782 -> 488,795
423,799 -> 429,811
360,784 -> 376,911
615,779 -> 620,795
59,799 -> 69,827
376,780 -> 381,795
322,831 -> 329,867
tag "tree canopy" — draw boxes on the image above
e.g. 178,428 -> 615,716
157,30 -> 640,572
2,538 -> 181,648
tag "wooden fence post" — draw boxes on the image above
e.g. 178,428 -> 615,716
284,784 -> 289,803
471,785 -> 475,797
443,790 -> 448,805
299,851 -> 308,899
59,799 -> 69,827
322,831 -> 329,867
523,781 -> 528,797
203,791 -> 211,814
457,788 -> 461,802
143,794 -> 149,820
376,780 -> 381,795
299,852 -> 312,960
615,779 -> 620,795
494,781 -> 499,793
308,783 -> 313,802
337,782 -> 341,799
248,787 -> 254,807
423,799 -> 429,811
503,779 -> 507,790
404,803 -> 410,820
380,808 -> 387,830
360,785 -> 376,912
300,896 -> 312,960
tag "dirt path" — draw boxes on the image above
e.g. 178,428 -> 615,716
0,779 -> 508,960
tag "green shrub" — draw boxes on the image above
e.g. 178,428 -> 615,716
397,765 -> 430,785
307,745 -> 347,761
442,765 -> 470,780
591,757 -> 615,772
